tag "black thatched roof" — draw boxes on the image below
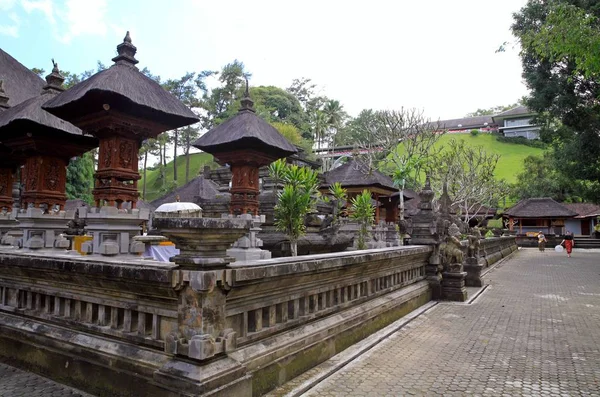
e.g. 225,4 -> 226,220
505,198 -> 578,218
0,49 -> 45,108
562,203 -> 600,219
0,65 -> 88,138
193,91 -> 297,158
0,92 -> 83,136
323,159 -> 397,193
43,32 -> 199,130
151,176 -> 220,208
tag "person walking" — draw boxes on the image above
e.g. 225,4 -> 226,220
560,231 -> 574,258
538,231 -> 547,252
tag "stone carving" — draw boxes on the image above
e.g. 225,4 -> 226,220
467,226 -> 482,259
442,223 -> 465,270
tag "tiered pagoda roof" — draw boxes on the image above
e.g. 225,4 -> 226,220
193,85 -> 297,159
43,32 -> 199,131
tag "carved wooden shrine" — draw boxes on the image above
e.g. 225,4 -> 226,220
193,87 -> 298,216
0,65 -> 97,211
42,32 -> 199,209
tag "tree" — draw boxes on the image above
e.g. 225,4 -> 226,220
335,109 -> 377,146
350,190 -> 375,250
465,103 -> 521,117
430,138 -> 509,224
271,163 -> 319,256
360,108 -> 444,220
162,72 -> 201,183
139,138 -> 158,200
511,153 -> 578,202
66,152 -> 95,205
512,0 -> 600,202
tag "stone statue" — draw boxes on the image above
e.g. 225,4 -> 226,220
442,223 -> 465,270
467,226 -> 482,259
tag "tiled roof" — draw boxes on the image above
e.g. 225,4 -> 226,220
505,198 -> 578,218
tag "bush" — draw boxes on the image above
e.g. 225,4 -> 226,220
495,135 -> 547,149
487,219 -> 504,229
470,129 -> 480,136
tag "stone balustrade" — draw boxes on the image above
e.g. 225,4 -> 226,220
0,244 -> 433,396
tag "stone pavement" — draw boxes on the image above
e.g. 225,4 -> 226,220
0,361 -> 92,396
303,249 -> 600,396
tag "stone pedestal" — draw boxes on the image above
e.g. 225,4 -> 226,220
464,257 -> 485,287
79,206 -> 149,256
17,208 -> 74,249
385,222 -> 401,247
153,215 -> 252,268
442,266 -> 468,301
153,214 -> 251,361
0,211 -> 20,246
226,214 -> 271,262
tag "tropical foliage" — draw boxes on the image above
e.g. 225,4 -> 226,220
271,163 -> 319,256
350,190 -> 375,250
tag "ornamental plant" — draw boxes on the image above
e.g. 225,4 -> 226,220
350,190 -> 375,250
271,162 -> 319,256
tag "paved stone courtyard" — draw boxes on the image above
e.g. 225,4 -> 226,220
304,248 -> 600,396
1,248 -> 599,396
0,361 -> 92,396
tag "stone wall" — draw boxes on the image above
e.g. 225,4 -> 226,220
0,244 -> 432,396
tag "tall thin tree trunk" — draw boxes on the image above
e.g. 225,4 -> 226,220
185,151 -> 190,183
142,151 -> 148,200
173,129 -> 178,182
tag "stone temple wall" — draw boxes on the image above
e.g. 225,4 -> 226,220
0,244 -> 434,396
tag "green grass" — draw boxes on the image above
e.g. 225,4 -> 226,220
139,152 -> 217,202
434,134 -> 545,183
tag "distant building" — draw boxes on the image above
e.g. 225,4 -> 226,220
492,106 -> 540,140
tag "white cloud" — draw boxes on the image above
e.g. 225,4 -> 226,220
21,0 -> 55,25
55,0 -> 108,44
19,0 -> 108,44
0,24 -> 18,37
0,11 -> 20,37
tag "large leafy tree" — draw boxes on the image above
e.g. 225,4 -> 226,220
512,0 -> 600,202
66,152 -> 95,204
511,152 -> 579,202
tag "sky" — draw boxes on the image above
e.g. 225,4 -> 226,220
0,0 -> 529,121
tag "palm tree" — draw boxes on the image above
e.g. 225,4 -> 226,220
323,100 -> 345,146
310,110 -> 328,150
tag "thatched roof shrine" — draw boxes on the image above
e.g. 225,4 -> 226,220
0,49 -> 45,108
323,158 -> 397,196
0,62 -> 98,158
43,32 -> 199,132
505,198 -> 578,219
193,86 -> 297,160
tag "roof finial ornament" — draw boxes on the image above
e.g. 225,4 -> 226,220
43,59 -> 65,93
112,30 -> 139,67
0,80 -> 9,110
239,74 -> 255,113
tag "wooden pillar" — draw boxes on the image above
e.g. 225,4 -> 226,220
519,218 -> 522,234
509,217 -> 514,231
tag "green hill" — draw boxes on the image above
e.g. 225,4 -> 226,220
142,134 -> 544,203
139,152 -> 217,202
434,134 -> 545,183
